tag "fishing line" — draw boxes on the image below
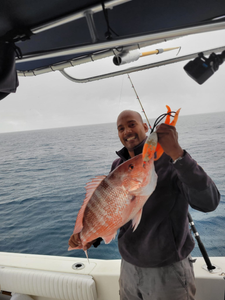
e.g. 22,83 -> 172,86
127,74 -> 152,130
127,74 -> 176,133
150,111 -> 176,133
118,74 -> 125,105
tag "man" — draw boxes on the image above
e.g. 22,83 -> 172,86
69,109 -> 220,300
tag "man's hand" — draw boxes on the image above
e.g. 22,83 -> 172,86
156,123 -> 184,161
68,233 -> 82,248
68,233 -> 95,250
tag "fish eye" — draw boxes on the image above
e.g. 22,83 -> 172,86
128,164 -> 134,170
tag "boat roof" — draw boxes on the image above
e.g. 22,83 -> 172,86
1,0 -> 225,73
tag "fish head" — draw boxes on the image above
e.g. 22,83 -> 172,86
111,153 -> 154,192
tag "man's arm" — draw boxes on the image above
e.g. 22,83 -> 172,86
174,151 -> 220,212
156,123 -> 220,212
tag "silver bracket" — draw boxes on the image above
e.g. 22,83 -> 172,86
84,10 -> 99,43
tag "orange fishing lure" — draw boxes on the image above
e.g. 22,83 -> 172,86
143,105 -> 181,162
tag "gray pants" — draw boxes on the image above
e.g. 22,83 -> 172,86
119,257 -> 196,300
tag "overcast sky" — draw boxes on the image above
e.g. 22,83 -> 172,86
1,30 -> 225,133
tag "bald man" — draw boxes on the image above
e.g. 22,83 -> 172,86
69,110 -> 220,300
111,110 -> 219,300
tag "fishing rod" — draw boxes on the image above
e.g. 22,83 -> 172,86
188,212 -> 215,271
127,74 -> 152,130
114,47 -> 181,66
127,74 -> 176,133
140,47 -> 181,58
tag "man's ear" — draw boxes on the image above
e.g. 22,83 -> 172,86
143,123 -> 149,133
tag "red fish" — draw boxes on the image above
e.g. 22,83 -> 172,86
68,133 -> 158,253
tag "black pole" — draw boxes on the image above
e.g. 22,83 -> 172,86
188,212 -> 215,271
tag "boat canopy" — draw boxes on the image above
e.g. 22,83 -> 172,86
1,0 -> 225,98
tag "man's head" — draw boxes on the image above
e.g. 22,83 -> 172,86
117,110 -> 148,157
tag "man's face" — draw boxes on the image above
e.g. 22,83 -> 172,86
117,111 -> 148,153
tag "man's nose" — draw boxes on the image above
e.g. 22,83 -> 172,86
124,127 -> 132,134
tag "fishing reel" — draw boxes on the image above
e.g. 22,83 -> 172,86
184,50 -> 225,84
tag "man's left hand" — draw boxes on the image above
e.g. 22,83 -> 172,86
156,123 -> 184,161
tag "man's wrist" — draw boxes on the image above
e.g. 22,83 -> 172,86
171,150 -> 184,163
172,156 -> 183,164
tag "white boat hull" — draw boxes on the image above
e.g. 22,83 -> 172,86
0,252 -> 225,300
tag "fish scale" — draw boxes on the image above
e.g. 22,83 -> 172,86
81,183 -> 129,244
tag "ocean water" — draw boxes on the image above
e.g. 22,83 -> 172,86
0,112 -> 225,260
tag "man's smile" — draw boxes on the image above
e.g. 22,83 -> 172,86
125,135 -> 136,142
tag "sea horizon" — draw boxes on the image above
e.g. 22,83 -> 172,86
1,110 -> 224,135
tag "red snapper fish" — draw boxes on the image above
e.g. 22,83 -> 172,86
68,106 -> 180,254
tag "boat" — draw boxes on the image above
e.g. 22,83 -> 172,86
1,1 -> 225,299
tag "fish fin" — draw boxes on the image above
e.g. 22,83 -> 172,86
73,175 -> 106,234
138,166 -> 157,197
85,175 -> 107,199
68,246 -> 82,251
102,232 -> 117,244
132,208 -> 143,231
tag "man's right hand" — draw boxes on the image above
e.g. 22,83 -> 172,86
68,233 -> 82,249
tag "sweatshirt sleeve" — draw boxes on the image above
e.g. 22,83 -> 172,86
173,150 -> 220,212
